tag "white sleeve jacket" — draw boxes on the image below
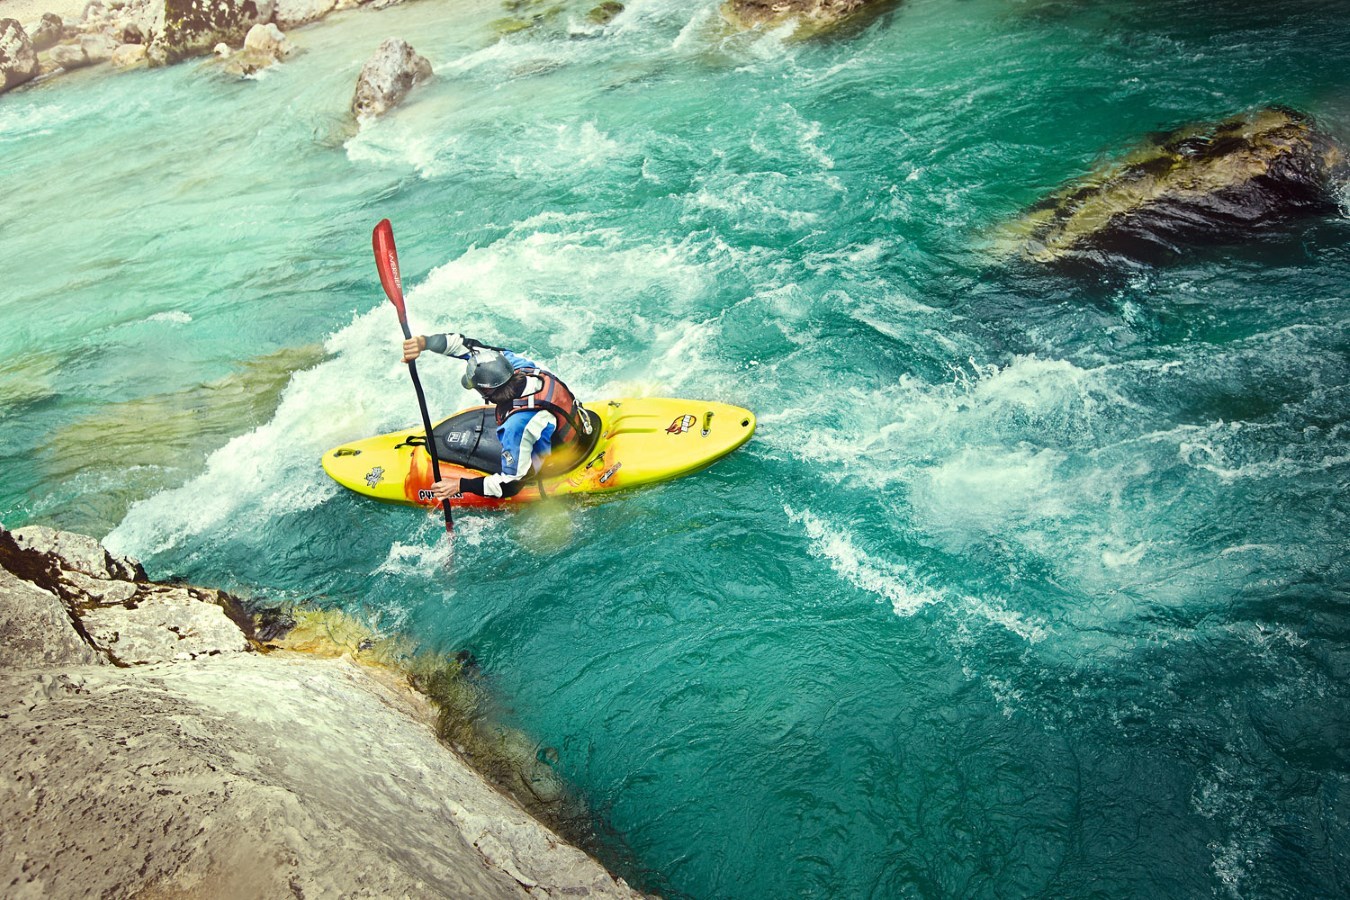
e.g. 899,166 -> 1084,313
424,332 -> 558,499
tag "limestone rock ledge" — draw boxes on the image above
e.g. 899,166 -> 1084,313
0,524 -> 645,899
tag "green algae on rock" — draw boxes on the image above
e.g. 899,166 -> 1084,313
270,604 -> 584,827
994,106 -> 1349,269
587,1 -> 623,25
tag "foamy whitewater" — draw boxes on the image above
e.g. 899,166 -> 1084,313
3,0 -> 1348,896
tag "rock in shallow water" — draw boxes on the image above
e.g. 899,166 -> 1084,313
722,0 -> 893,37
995,106 -> 1349,269
351,38 -> 432,120
221,21 -> 293,75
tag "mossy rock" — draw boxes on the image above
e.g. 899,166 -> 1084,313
587,1 -> 623,25
995,106 -> 1349,268
721,0 -> 898,39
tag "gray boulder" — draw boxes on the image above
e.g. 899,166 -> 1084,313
11,524 -> 143,581
110,41 -> 148,66
81,585 -> 251,664
0,566 -> 106,669
221,21 -> 293,76
272,0 -> 338,28
351,38 -> 432,121
29,13 -> 64,50
49,41 -> 93,69
2,524 -> 255,667
0,19 -> 39,93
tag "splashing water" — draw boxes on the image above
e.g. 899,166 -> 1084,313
3,0 -> 1349,896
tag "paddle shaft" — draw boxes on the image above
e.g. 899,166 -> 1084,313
400,321 -> 454,530
373,219 -> 453,532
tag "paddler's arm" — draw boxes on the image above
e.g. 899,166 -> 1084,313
402,332 -> 475,363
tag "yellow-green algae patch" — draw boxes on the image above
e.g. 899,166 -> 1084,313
0,351 -> 62,415
260,605 -> 580,824
37,344 -> 328,535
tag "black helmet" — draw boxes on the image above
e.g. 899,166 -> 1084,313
461,349 -> 514,392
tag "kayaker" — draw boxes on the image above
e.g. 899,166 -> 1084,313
401,332 -> 592,499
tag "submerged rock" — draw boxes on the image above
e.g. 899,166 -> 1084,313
0,19 -> 39,93
351,38 -> 432,121
996,106 -> 1349,268
40,343 -> 326,536
722,0 -> 894,37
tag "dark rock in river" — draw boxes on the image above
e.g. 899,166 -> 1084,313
0,19 -> 39,93
722,0 -> 895,37
351,38 -> 432,121
588,1 -> 624,25
996,107 -> 1349,268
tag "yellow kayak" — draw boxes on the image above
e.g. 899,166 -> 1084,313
321,397 -> 755,508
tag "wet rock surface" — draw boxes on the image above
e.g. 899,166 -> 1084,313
996,106 -> 1350,269
351,36 -> 431,120
220,21 -> 293,75
722,0 -> 894,37
0,524 -> 647,899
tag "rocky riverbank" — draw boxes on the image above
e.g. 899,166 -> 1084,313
0,524 -> 645,898
0,0 -> 897,97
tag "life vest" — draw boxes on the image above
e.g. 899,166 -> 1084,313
495,368 -> 594,471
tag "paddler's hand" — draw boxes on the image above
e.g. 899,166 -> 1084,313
402,335 -> 426,363
430,478 -> 462,500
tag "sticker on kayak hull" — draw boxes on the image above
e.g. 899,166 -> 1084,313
418,488 -> 460,502
600,462 -> 622,484
702,411 -> 714,437
365,466 -> 385,488
666,414 -> 696,434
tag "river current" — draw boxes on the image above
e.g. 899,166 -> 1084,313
3,0 -> 1349,896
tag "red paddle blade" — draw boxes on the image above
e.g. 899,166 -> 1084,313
372,219 -> 406,320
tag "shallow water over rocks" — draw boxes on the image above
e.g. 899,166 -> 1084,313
3,0 -> 1349,896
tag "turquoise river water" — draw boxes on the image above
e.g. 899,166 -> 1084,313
3,0 -> 1349,896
